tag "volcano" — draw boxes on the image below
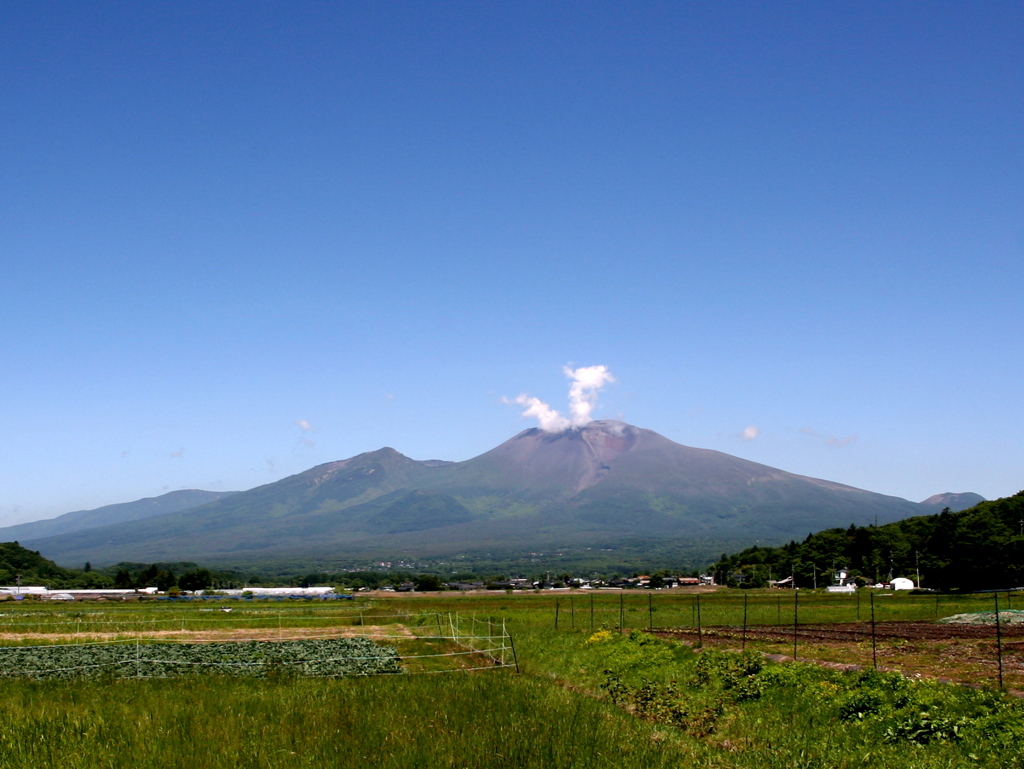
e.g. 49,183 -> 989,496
23,421 -> 932,566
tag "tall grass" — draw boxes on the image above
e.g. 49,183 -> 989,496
0,674 -> 701,769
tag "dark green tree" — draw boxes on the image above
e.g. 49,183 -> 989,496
413,574 -> 444,592
178,569 -> 213,592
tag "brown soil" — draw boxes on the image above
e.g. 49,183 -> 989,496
655,621 -> 1024,694
659,621 -> 1024,644
0,625 -> 415,643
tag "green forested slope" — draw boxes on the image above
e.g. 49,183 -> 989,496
0,542 -> 77,586
712,491 -> 1024,591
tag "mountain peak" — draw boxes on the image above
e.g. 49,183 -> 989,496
24,421 -> 934,566
920,492 -> 986,512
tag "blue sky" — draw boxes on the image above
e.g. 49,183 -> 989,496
1,1 -> 1021,524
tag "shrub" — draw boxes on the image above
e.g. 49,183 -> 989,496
883,711 -> 968,745
837,690 -> 886,721
692,649 -> 763,690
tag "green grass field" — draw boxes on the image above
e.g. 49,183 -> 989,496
0,590 -> 1019,768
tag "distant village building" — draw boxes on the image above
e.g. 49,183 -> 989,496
221,587 -> 335,597
0,586 -> 159,600
444,581 -> 485,591
0,586 -> 48,596
826,568 -> 857,593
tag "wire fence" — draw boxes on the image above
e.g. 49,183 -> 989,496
551,590 -> 1024,691
0,611 -> 518,679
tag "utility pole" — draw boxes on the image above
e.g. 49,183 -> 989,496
915,551 -> 921,589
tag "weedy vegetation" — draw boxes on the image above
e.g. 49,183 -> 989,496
0,591 -> 1020,768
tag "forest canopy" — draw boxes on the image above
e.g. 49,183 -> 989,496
711,491 -> 1024,592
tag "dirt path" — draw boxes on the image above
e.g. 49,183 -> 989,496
0,625 -> 416,643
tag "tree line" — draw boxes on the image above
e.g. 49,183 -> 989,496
711,491 -> 1024,591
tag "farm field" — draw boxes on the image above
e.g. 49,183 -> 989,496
0,589 -> 1020,768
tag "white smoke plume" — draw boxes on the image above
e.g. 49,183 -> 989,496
564,365 -> 615,427
506,394 -> 571,432
742,425 -> 760,441
505,365 -> 616,432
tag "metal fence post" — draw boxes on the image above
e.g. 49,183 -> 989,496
555,598 -> 559,630
995,592 -> 1004,690
648,593 -> 653,630
870,592 -> 877,670
696,594 -> 703,648
508,630 -> 521,674
742,593 -> 748,651
792,590 -> 798,660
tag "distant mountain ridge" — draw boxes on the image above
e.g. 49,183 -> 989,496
919,492 -> 986,512
21,421 -> 977,567
0,490 -> 237,543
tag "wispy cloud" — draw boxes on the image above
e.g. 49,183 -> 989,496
294,419 -> 316,448
741,425 -> 760,441
169,448 -> 184,458
827,434 -> 857,447
800,427 -> 857,448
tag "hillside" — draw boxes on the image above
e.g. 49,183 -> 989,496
0,489 -> 237,542
0,542 -> 77,586
712,490 -> 1024,591
27,421 -> 939,567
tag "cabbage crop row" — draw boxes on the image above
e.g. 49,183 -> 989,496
0,637 -> 401,679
